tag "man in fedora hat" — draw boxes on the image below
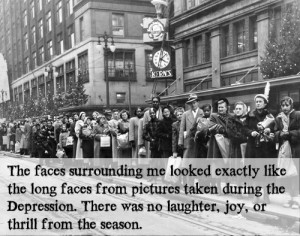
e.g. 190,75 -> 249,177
178,93 -> 204,184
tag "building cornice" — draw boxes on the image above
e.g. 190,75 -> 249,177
74,0 -> 153,13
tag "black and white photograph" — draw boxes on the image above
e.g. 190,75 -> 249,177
0,0 -> 299,235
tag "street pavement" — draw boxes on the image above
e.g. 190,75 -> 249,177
0,153 -> 299,236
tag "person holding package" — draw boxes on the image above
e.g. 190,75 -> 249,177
244,83 -> 276,203
275,96 -> 300,209
207,98 -> 233,192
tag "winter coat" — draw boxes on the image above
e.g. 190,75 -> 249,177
207,113 -> 233,159
172,121 -> 181,154
93,123 -> 112,159
143,118 -> 160,151
80,125 -> 94,158
275,110 -> 300,159
178,109 -> 204,161
244,109 -> 276,159
59,130 -> 70,148
129,116 -> 140,159
157,117 -> 174,152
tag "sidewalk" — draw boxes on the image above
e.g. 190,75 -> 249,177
1,151 -> 299,232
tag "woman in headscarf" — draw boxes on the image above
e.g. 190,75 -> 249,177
275,96 -> 300,209
207,98 -> 233,193
92,111 -> 100,128
129,107 -> 143,164
117,110 -> 132,166
75,112 -> 86,160
93,115 -> 112,168
244,92 -> 276,203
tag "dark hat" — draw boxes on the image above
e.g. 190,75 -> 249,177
186,93 -> 198,104
217,98 -> 229,106
104,109 -> 112,115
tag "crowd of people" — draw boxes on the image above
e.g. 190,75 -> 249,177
0,90 -> 299,208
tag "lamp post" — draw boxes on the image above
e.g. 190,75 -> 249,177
97,32 -> 116,109
0,89 -> 7,119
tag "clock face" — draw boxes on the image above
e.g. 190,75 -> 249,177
153,50 -> 171,69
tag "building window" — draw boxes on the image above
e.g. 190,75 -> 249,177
116,92 -> 126,103
204,32 -> 211,62
234,20 -> 245,54
23,10 -> 27,27
56,1 -> 62,23
79,17 -> 84,41
32,51 -> 37,68
112,14 -> 124,36
108,50 -> 135,80
31,26 -> 36,44
194,35 -> 202,64
250,16 -> 257,50
47,40 -> 53,58
39,46 -> 44,64
38,0 -> 42,11
18,85 -> 23,104
145,50 -> 153,79
25,57 -> 29,73
78,51 -> 89,83
38,75 -> 45,97
221,71 -> 258,87
273,7 -> 282,40
56,65 -> 64,93
24,82 -> 30,102
31,78 -> 37,99
67,24 -> 75,48
67,0 -> 74,16
24,33 -> 28,51
222,25 -> 229,57
57,33 -> 64,55
18,61 -> 22,77
30,1 -> 35,19
38,19 -> 43,39
14,87 -> 18,102
66,59 -> 75,91
46,11 -> 52,32
184,39 -> 191,67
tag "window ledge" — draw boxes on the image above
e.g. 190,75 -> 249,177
183,61 -> 212,73
221,50 -> 258,64
107,77 -> 137,82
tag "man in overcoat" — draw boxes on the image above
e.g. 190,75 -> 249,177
178,94 -> 204,185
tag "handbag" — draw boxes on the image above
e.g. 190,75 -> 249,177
66,136 -> 74,146
165,156 -> 182,183
56,149 -> 65,158
2,136 -> 8,145
138,146 -> 147,157
214,134 -> 230,164
117,133 -> 130,149
15,141 -> 20,153
100,135 -> 111,147
277,141 -> 298,178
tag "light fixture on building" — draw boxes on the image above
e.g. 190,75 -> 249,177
151,0 -> 168,18
44,64 -> 58,77
97,32 -> 117,108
